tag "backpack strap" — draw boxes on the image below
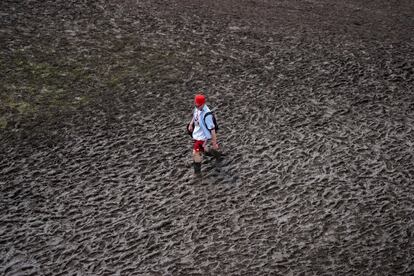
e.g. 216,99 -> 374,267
203,112 -> 215,131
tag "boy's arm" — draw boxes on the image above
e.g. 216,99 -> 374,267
188,117 -> 194,131
210,129 -> 218,149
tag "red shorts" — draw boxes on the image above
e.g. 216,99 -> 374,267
193,140 -> 206,152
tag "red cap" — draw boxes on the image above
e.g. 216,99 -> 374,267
194,94 -> 206,107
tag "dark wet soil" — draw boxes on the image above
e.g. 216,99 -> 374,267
1,0 -> 413,275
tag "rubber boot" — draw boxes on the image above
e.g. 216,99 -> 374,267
209,148 -> 221,159
193,162 -> 202,175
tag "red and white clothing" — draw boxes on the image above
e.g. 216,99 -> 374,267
192,105 -> 215,152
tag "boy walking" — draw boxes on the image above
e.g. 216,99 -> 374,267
187,93 -> 219,175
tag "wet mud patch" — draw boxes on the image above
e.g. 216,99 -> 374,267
1,0 -> 414,275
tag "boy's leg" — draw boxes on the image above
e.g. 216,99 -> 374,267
193,150 -> 202,174
204,141 -> 221,158
193,150 -> 202,163
192,140 -> 205,175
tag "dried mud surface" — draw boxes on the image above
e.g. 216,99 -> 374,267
1,0 -> 414,275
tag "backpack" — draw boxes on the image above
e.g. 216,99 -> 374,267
187,111 -> 219,137
204,112 -> 219,133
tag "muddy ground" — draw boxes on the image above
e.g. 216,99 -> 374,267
1,0 -> 413,275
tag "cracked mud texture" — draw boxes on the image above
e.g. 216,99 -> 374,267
1,0 -> 413,275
